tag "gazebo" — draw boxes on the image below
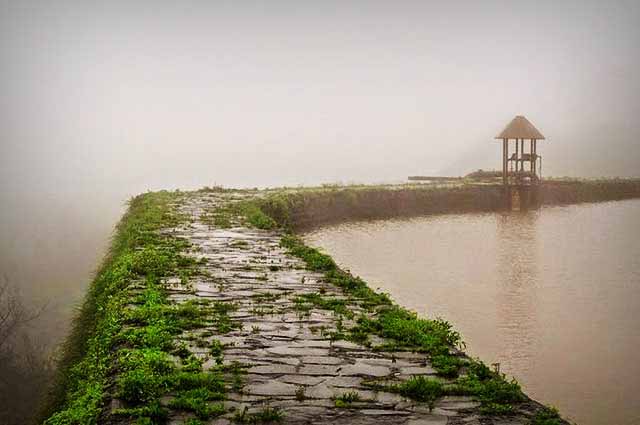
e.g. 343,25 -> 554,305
495,115 -> 546,208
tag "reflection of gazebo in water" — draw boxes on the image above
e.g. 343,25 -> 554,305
495,115 -> 545,209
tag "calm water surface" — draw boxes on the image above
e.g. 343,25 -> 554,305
305,200 -> 640,425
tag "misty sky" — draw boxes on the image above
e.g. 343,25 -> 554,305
1,0 -> 639,341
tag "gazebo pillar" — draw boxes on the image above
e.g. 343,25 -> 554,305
503,138 -> 508,186
515,137 -> 519,171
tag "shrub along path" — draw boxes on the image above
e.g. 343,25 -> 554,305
100,189 -> 558,425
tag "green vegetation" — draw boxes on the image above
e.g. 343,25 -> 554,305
280,234 -> 391,310
251,292 -> 281,303
293,292 -> 353,319
465,169 -> 502,180
43,181 -> 606,423
366,361 -> 525,415
253,185 -> 505,231
235,192 -> 532,416
202,201 -> 277,230
333,391 -> 360,408
202,207 -> 234,228
542,178 -> 640,205
430,354 -> 465,377
230,240 -> 250,249
446,360 -> 525,414
531,406 -> 563,425
167,388 -> 225,420
41,191 -> 231,424
355,306 -> 462,353
390,376 -> 443,411
233,406 -> 284,424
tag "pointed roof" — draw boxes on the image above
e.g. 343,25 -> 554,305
495,115 -> 545,140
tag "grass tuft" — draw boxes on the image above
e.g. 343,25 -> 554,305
531,406 -> 564,425
393,376 -> 443,411
333,391 -> 360,408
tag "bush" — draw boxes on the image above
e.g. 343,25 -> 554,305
532,406 -> 563,425
430,354 -> 464,377
394,376 -> 443,411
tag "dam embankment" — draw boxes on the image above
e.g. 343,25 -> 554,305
40,180 -> 640,425
259,179 -> 640,231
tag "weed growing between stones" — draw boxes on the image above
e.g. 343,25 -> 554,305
202,208 -> 233,228
391,376 -> 443,411
531,406 -> 564,425
233,405 -> 284,424
167,388 -> 225,420
251,292 -> 281,303
445,360 -> 525,414
430,353 -> 465,377
230,240 -> 250,249
292,292 -> 353,319
203,201 -> 277,230
333,391 -> 361,408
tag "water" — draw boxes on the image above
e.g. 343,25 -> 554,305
305,199 -> 640,425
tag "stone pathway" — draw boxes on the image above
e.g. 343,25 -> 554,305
159,191 -> 538,424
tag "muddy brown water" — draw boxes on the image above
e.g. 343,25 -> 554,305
305,199 -> 640,425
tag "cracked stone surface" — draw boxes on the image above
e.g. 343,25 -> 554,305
117,191 -> 545,424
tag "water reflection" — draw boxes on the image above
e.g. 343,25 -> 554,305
495,212 -> 539,379
305,200 -> 640,425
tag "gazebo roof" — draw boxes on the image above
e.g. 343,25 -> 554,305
495,115 -> 545,140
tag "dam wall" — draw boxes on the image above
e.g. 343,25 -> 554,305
40,180 -> 640,424
258,179 -> 640,231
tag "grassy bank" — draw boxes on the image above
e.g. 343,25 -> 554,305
252,178 -> 640,231
39,192 -> 234,424
541,178 -> 640,205
256,184 -> 504,231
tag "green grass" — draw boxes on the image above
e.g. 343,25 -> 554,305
230,240 -> 250,249
251,292 -> 281,303
430,354 -> 465,377
113,399 -> 169,423
203,201 -> 277,230
333,391 -> 360,408
167,388 -> 225,419
445,360 -> 526,414
41,183 -> 595,423
280,234 -> 391,309
392,376 -> 443,411
234,193 -> 533,417
202,208 -> 233,228
233,406 -> 284,423
292,292 -> 353,319
41,191 -> 230,424
531,406 -> 563,425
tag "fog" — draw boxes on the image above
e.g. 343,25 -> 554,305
1,0 -> 639,350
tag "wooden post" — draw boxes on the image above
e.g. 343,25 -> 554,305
515,137 -> 519,173
533,139 -> 537,179
530,139 -> 534,174
503,138 -> 508,186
